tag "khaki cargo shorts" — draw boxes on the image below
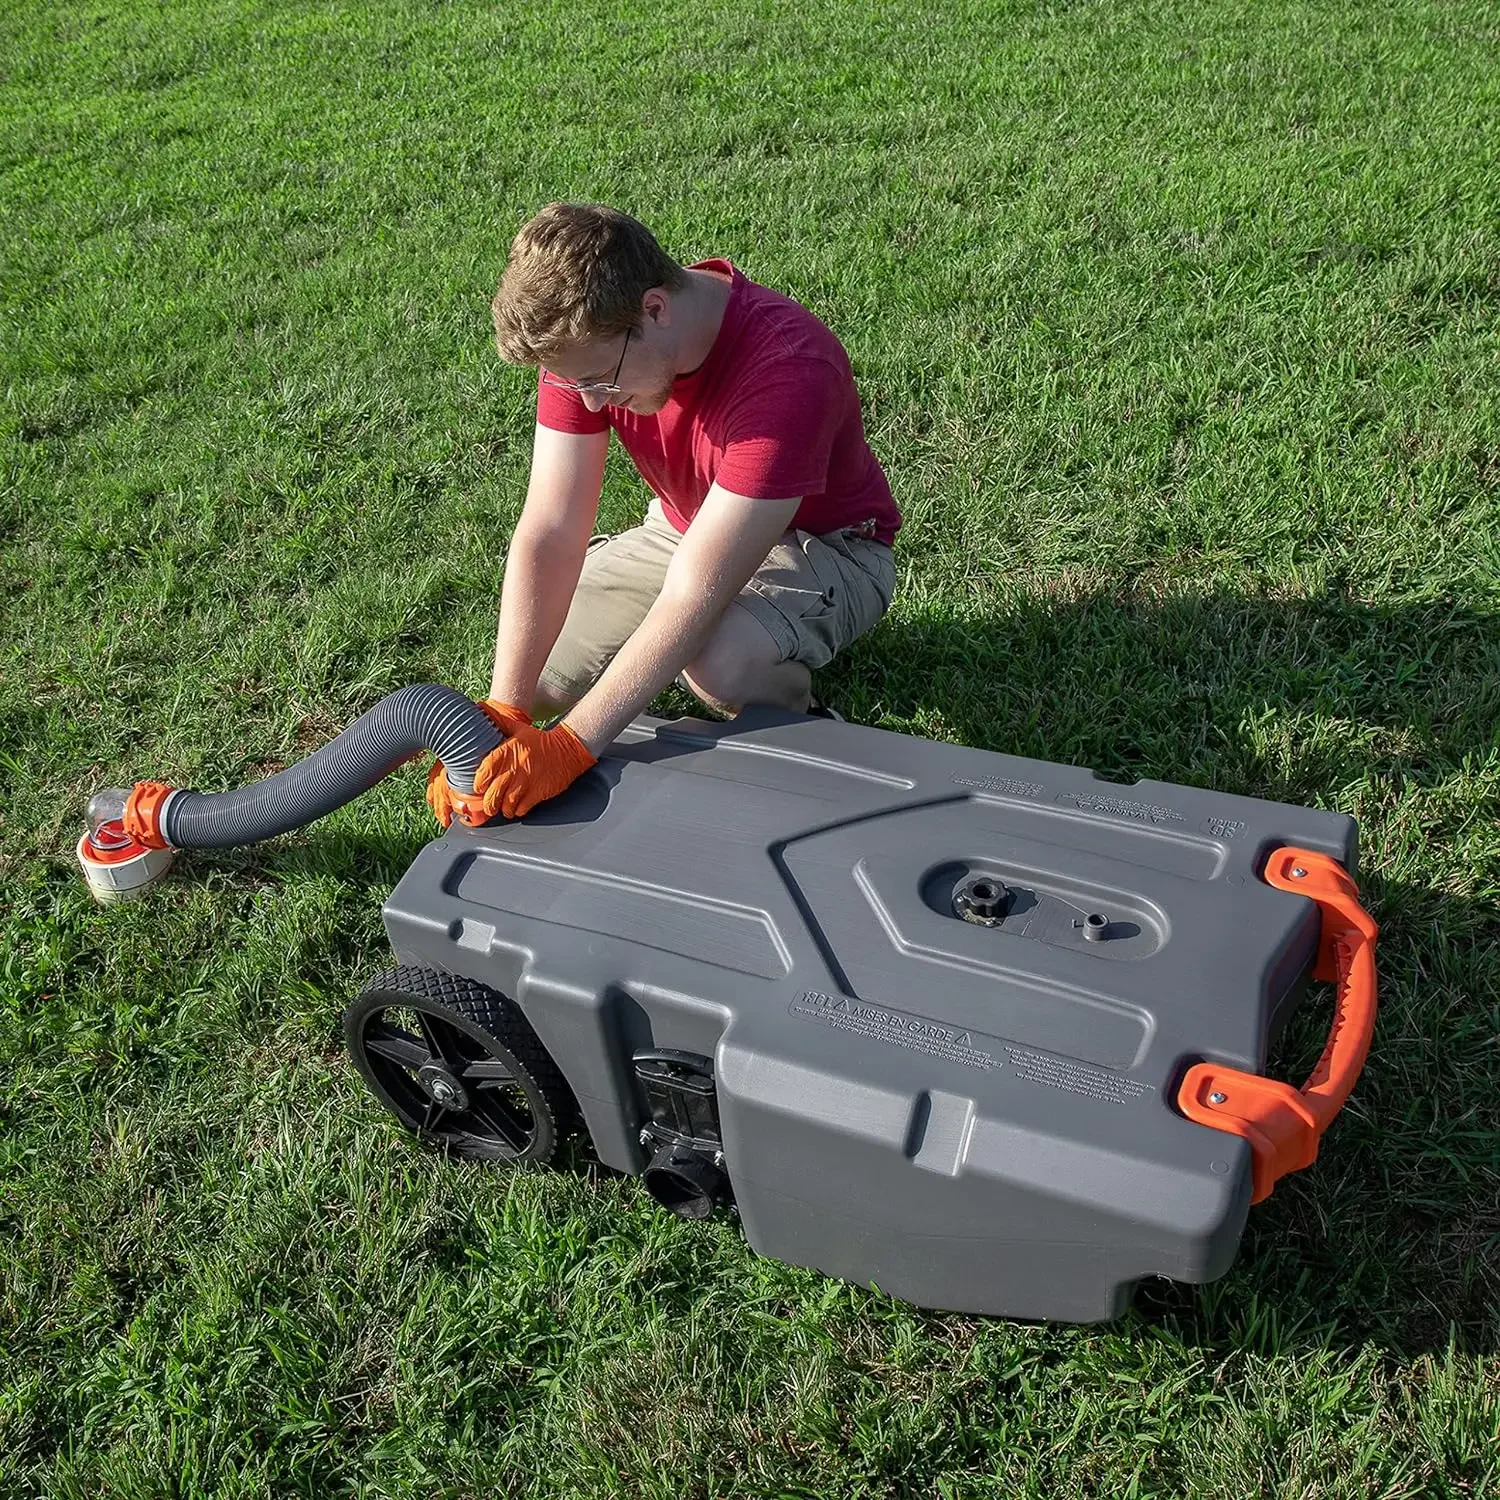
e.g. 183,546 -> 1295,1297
536,496 -> 896,711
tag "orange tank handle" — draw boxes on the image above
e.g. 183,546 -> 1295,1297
1177,846 -> 1378,1204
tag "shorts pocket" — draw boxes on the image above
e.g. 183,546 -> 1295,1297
825,531 -> 896,610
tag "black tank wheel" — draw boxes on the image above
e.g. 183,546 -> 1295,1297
343,965 -> 574,1164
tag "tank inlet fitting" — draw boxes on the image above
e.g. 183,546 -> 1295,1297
1083,912 -> 1110,942
954,874 -> 1011,926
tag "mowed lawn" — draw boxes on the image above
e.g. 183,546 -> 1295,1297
3,0 -> 1498,1494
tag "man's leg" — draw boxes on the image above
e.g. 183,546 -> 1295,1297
679,603 -> 812,716
680,526 -> 896,717
531,501 -> 680,719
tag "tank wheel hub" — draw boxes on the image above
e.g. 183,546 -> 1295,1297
417,1062 -> 469,1111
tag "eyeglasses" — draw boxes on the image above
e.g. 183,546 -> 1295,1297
541,326 -> 632,396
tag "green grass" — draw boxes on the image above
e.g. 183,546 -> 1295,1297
3,0 -> 1498,1493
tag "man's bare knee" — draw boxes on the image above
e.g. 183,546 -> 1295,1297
678,664 -> 738,718
681,635 -> 756,714
531,675 -> 582,722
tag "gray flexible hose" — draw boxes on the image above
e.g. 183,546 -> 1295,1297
159,683 -> 503,849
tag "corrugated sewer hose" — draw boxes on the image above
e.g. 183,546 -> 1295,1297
77,683 -> 501,902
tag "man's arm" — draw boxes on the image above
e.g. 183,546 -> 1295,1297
561,486 -> 801,755
489,423 -> 610,707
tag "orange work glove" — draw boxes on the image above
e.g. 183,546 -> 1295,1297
473,719 -> 597,821
426,699 -> 534,828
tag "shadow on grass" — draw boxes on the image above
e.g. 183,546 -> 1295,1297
183,586 -> 1498,1358
821,585 -> 1497,795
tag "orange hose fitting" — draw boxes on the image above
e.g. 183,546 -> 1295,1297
443,782 -> 492,828
123,781 -> 177,850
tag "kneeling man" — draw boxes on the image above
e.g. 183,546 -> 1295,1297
429,202 -> 901,825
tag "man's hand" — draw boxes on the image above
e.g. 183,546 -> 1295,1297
426,699 -> 534,828
472,719 -> 598,820
475,698 -> 536,738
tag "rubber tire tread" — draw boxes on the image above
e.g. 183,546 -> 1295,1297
346,964 -> 578,1163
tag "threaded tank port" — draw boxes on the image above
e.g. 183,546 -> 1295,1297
1083,912 -> 1109,942
954,874 -> 1011,926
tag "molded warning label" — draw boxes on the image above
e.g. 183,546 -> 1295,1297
789,991 -> 1149,1102
1004,1048 -> 1149,1104
1058,791 -> 1184,824
952,775 -> 1046,798
790,990 -> 1000,1070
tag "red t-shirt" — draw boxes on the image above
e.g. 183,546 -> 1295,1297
535,260 -> 901,547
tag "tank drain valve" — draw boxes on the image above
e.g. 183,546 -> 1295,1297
954,875 -> 1010,926
634,1050 -> 728,1220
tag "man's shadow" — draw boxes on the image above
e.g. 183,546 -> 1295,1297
257,585 -> 1496,1357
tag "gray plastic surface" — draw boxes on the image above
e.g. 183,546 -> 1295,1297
380,708 -> 1359,1322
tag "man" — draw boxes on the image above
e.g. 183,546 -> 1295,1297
428,202 -> 901,827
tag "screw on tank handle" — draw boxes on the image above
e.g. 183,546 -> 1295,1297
1177,847 -> 1378,1204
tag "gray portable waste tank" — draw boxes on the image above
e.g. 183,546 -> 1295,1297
358,706 -> 1377,1324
